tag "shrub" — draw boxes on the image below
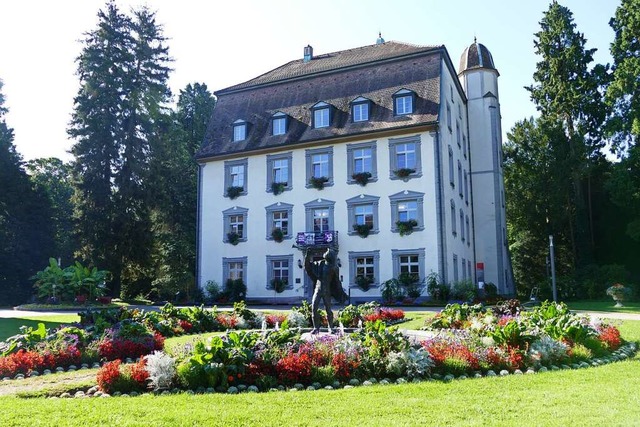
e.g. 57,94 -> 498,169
353,224 -> 373,238
395,219 -> 417,236
225,279 -> 246,303
271,227 -> 284,242
226,186 -> 244,199
569,344 -> 593,362
310,364 -> 335,386
271,278 -> 287,293
309,176 -> 329,190
449,280 -> 476,302
527,335 -> 569,366
597,325 -> 622,351
144,351 -> 176,390
96,360 -> 147,394
226,232 -> 241,246
352,171 -> 372,186
204,280 -> 221,303
271,182 -> 286,195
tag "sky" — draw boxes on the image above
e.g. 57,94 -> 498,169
0,0 -> 621,162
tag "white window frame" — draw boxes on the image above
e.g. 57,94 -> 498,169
272,112 -> 288,136
265,202 -> 293,241
346,141 -> 378,184
222,256 -> 247,284
391,248 -> 426,282
389,135 -> 422,180
223,206 -> 248,244
232,119 -> 247,142
351,97 -> 371,122
266,152 -> 293,193
266,255 -> 294,291
393,89 -> 415,115
346,194 -> 380,236
305,147 -> 334,188
450,200 -> 457,237
304,198 -> 335,232
389,190 -> 425,234
224,158 -> 248,198
312,102 -> 331,128
348,250 -> 380,288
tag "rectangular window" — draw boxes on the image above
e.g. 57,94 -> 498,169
458,161 -> 463,197
451,201 -> 457,236
462,257 -> 467,280
228,262 -> 244,281
396,143 -> 416,170
314,108 -> 330,128
399,254 -> 420,277
272,259 -> 289,281
354,204 -> 374,226
233,124 -> 246,142
395,95 -> 413,115
448,146 -> 454,186
466,215 -> 471,246
229,214 -> 244,238
353,148 -> 372,173
353,103 -> 369,122
272,117 -> 286,135
273,210 -> 289,235
398,200 -> 418,222
468,260 -> 472,280
313,208 -> 329,232
273,158 -> 288,184
230,165 -> 244,188
460,209 -> 465,242
356,256 -> 375,280
464,171 -> 469,203
453,254 -> 459,282
456,122 -> 461,147
446,102 -> 452,130
463,135 -> 467,158
312,153 -> 329,178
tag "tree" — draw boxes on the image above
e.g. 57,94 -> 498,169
526,1 -> 606,269
0,80 -> 55,305
68,2 -> 172,298
149,83 -> 215,300
25,158 -> 75,264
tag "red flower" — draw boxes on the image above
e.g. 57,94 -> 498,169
598,325 -> 622,351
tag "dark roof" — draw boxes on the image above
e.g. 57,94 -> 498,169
197,41 -> 444,160
458,41 -> 496,74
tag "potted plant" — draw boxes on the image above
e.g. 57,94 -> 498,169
227,231 -> 241,246
271,181 -> 286,195
271,227 -> 284,242
352,171 -> 372,186
356,275 -> 374,292
271,278 -> 287,293
309,176 -> 329,190
396,219 -> 418,236
226,186 -> 244,199
393,168 -> 415,179
606,283 -> 631,307
353,223 -> 373,238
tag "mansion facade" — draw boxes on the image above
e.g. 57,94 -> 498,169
196,37 -> 514,303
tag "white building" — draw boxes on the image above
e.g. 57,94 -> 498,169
196,37 -> 514,303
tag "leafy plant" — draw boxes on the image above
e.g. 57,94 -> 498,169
225,279 -> 246,302
271,181 -> 286,195
271,227 -> 284,242
396,219 -> 418,236
204,280 -> 221,303
353,223 -> 373,238
426,272 -> 449,302
271,278 -> 288,293
309,176 -> 329,190
226,231 -> 241,245
393,168 -> 416,179
144,350 -> 176,390
226,186 -> 244,199
356,275 -> 374,292
449,280 -> 476,302
352,171 -> 372,186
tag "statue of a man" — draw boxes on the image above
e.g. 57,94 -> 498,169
304,247 -> 345,333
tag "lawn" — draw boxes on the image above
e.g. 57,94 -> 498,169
0,313 -> 637,426
0,315 -> 80,342
567,300 -> 640,314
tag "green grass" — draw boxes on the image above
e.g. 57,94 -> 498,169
568,300 -> 640,314
0,315 -> 80,341
0,314 -> 638,426
397,311 -> 434,330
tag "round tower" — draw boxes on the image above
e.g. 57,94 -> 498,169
458,40 -> 514,295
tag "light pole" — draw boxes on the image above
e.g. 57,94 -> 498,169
549,235 -> 557,302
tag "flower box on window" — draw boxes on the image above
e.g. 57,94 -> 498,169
393,168 -> 416,179
271,182 -> 286,195
271,227 -> 284,243
227,231 -> 241,245
271,278 -> 288,293
396,219 -> 418,236
309,176 -> 329,190
226,186 -> 244,199
351,171 -> 372,186
353,223 -> 373,238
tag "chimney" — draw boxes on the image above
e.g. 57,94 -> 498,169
376,32 -> 385,45
303,45 -> 313,62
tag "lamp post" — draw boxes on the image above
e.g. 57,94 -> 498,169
549,235 -> 557,302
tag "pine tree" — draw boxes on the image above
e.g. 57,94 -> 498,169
69,2 -> 172,298
0,80 -> 55,305
526,1 -> 606,269
149,83 -> 215,300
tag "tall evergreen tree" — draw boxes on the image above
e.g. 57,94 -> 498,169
25,158 -> 75,264
526,1 -> 606,269
69,2 -> 172,298
149,83 -> 215,300
0,80 -> 55,305
606,0 -> 640,246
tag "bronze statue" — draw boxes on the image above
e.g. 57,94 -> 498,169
304,247 -> 347,333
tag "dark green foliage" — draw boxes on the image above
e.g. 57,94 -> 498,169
396,219 -> 417,236
355,275 -> 374,292
353,223 -> 373,238
0,80 -> 56,305
225,279 -> 246,302
68,3 -> 173,299
271,182 -> 286,195
309,176 -> 329,190
226,186 -> 243,199
393,168 -> 415,179
270,278 -> 287,293
351,171 -> 371,186
271,227 -> 284,242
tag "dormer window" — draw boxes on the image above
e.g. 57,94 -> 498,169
312,102 -> 331,128
351,97 -> 371,122
393,89 -> 414,115
232,119 -> 247,142
271,112 -> 288,136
